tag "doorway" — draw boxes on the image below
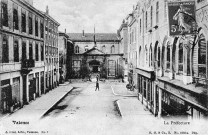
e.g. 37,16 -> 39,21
89,60 -> 100,73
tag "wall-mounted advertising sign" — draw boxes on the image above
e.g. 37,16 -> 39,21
168,1 -> 197,36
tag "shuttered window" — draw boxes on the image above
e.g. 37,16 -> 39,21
21,10 -> 26,33
2,0 -> 8,27
13,4 -> 19,30
14,40 -> 19,62
2,36 -> 9,63
29,13 -> 33,34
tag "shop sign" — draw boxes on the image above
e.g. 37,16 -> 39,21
168,1 -> 197,36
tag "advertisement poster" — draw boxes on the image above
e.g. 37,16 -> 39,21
168,1 -> 197,36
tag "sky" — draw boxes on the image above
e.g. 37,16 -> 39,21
33,0 -> 138,33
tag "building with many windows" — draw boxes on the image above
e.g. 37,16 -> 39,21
0,0 -> 45,113
67,31 -> 123,79
58,30 -> 69,83
0,0 -> 60,115
123,0 -> 208,119
41,6 -> 60,92
117,20 -> 128,81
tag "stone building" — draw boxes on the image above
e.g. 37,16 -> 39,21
67,31 -> 123,79
41,7 -> 60,92
124,0 -> 208,119
0,0 -> 45,113
117,20 -> 129,82
58,31 -> 69,83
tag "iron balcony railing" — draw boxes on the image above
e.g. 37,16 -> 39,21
22,59 -> 35,69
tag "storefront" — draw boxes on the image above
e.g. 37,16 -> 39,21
1,79 -> 12,113
157,77 -> 208,119
136,68 -> 155,113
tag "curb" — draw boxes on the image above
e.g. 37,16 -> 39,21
111,86 -> 137,97
40,87 -> 74,118
114,100 -> 122,117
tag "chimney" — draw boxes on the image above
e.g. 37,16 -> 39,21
65,29 -> 66,34
82,30 -> 85,37
46,6 -> 49,14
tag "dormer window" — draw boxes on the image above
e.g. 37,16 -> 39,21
75,46 -> 79,54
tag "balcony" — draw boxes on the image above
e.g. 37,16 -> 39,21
21,59 -> 35,75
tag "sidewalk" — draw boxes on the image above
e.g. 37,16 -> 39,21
115,98 -> 153,117
0,82 -> 73,121
111,83 -> 137,97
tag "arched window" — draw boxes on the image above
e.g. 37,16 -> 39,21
149,45 -> 152,67
166,42 -> 171,69
111,45 -> 115,54
178,43 -> 183,73
154,41 -> 159,68
2,36 -> 9,63
75,46 -> 79,54
145,45 -> 148,65
198,34 -> 206,78
85,45 -> 88,52
102,45 -> 106,53
158,46 -> 160,68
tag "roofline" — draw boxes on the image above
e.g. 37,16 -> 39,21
18,0 -> 44,18
118,23 -> 128,32
39,11 -> 60,26
128,18 -> 136,27
59,32 -> 69,38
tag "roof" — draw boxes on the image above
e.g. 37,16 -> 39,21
59,31 -> 69,38
39,10 -> 60,26
67,33 -> 119,42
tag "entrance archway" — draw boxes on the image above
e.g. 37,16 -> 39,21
89,60 -> 100,73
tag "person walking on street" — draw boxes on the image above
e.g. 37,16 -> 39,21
95,80 -> 99,91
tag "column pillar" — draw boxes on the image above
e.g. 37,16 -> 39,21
153,84 -> 157,116
142,77 -> 144,104
26,75 -> 29,103
158,88 -> 163,118
20,76 -> 23,106
39,72 -> 41,96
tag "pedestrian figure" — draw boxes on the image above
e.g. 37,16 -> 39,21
95,80 -> 99,91
96,75 -> 99,81
89,73 -> 91,82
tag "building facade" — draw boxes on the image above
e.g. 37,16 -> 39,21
67,32 -> 123,79
42,7 -> 60,92
0,0 -> 60,115
58,31 -> 68,83
124,0 -> 208,119
0,0 -> 45,113
117,20 -> 128,81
